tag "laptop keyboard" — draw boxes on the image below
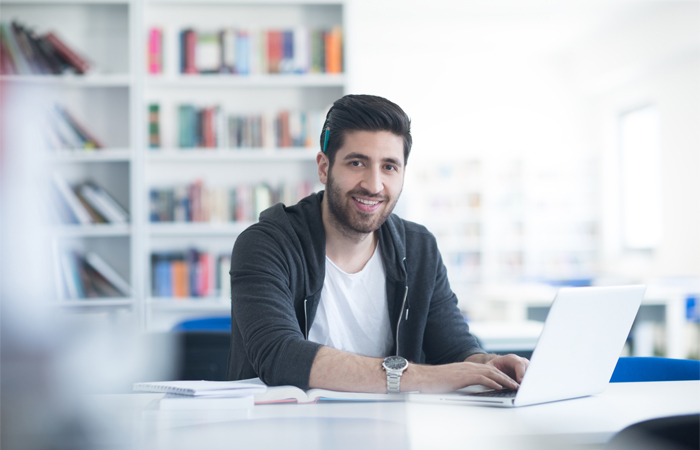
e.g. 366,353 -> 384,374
464,389 -> 518,398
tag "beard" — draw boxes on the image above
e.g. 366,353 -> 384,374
325,168 -> 401,237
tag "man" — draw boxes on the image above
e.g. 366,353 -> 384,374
228,94 -> 528,394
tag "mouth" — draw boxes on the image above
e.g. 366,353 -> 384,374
352,196 -> 383,212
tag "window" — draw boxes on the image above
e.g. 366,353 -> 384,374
619,105 -> 662,250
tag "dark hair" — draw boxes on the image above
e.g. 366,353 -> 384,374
320,94 -> 412,166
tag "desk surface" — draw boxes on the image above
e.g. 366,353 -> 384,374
89,381 -> 700,450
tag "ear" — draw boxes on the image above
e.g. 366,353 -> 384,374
317,151 -> 329,185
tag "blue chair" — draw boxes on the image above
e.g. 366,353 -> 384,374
171,316 -> 232,381
172,316 -> 231,332
610,357 -> 700,383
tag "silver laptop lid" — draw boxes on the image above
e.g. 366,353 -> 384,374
514,285 -> 645,407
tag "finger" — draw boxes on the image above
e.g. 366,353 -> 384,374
480,365 -> 519,390
475,375 -> 503,391
514,358 -> 528,383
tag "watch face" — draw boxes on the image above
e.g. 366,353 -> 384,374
383,356 -> 408,370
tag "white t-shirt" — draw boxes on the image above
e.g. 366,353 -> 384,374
308,244 -> 393,358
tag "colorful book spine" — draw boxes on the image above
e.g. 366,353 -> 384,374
148,27 -> 162,74
172,25 -> 343,75
44,31 -> 90,74
152,251 -> 232,299
149,103 -> 161,148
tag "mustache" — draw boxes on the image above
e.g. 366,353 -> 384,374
348,189 -> 388,201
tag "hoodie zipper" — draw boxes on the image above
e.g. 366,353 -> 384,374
304,298 -> 309,339
395,257 -> 409,356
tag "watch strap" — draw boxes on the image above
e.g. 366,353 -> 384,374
386,372 -> 402,394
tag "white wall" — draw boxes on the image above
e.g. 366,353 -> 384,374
346,0 -> 700,281
567,2 -> 700,279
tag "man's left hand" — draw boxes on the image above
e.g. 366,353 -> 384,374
466,353 -> 530,384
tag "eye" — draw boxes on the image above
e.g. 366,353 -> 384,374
349,160 -> 363,167
385,164 -> 398,172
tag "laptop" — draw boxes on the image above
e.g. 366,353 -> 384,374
410,285 -> 645,407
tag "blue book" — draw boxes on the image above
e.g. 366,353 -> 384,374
154,259 -> 172,297
187,248 -> 199,298
149,189 -> 160,222
282,31 -> 294,73
236,31 -> 250,75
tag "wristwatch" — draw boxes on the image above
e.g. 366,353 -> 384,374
382,356 -> 409,394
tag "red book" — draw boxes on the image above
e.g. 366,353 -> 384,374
279,110 -> 290,147
44,32 -> 90,74
204,108 -> 215,148
267,31 -> 281,74
184,30 -> 198,74
198,253 -> 210,297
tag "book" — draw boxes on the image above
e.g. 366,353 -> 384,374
78,183 -> 129,223
60,250 -> 84,299
55,104 -> 103,149
52,172 -> 93,225
244,379 -> 405,405
148,27 -> 162,74
84,252 -> 131,296
133,380 -> 265,397
196,31 -> 219,73
0,22 -> 30,74
220,28 -> 235,73
148,103 -> 160,148
156,393 -> 254,411
44,31 -> 91,74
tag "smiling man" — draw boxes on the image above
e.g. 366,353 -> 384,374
227,94 -> 528,394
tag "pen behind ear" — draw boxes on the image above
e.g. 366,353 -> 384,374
322,127 -> 330,154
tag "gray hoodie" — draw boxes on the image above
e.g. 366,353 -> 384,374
227,191 -> 484,389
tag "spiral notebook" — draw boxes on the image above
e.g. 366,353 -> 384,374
133,380 -> 266,398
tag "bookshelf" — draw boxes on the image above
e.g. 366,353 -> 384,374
141,0 -> 345,331
0,0 -> 141,316
1,0 -> 345,330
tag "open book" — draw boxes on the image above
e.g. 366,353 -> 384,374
240,378 -> 406,404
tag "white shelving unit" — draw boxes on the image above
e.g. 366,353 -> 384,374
141,0 -> 346,331
0,0 -> 141,318
2,0 -> 345,331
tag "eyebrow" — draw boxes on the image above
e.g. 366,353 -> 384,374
343,152 -> 403,168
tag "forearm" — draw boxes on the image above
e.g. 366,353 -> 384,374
308,346 -> 387,393
308,346 -> 519,394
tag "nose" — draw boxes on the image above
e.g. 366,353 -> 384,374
361,165 -> 384,195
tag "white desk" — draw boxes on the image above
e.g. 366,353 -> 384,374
89,381 -> 699,450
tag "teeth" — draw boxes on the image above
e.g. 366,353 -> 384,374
355,197 -> 380,206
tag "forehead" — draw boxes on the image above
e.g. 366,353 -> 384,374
337,130 -> 404,163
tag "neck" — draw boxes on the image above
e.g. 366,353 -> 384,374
321,195 -> 377,274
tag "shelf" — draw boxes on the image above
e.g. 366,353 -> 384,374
148,0 -> 342,4
147,148 -> 318,162
146,74 -> 345,88
0,74 -> 132,87
0,0 -> 131,4
149,222 -> 254,236
54,298 -> 134,308
52,224 -> 131,237
49,149 -> 132,163
148,298 -> 230,311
